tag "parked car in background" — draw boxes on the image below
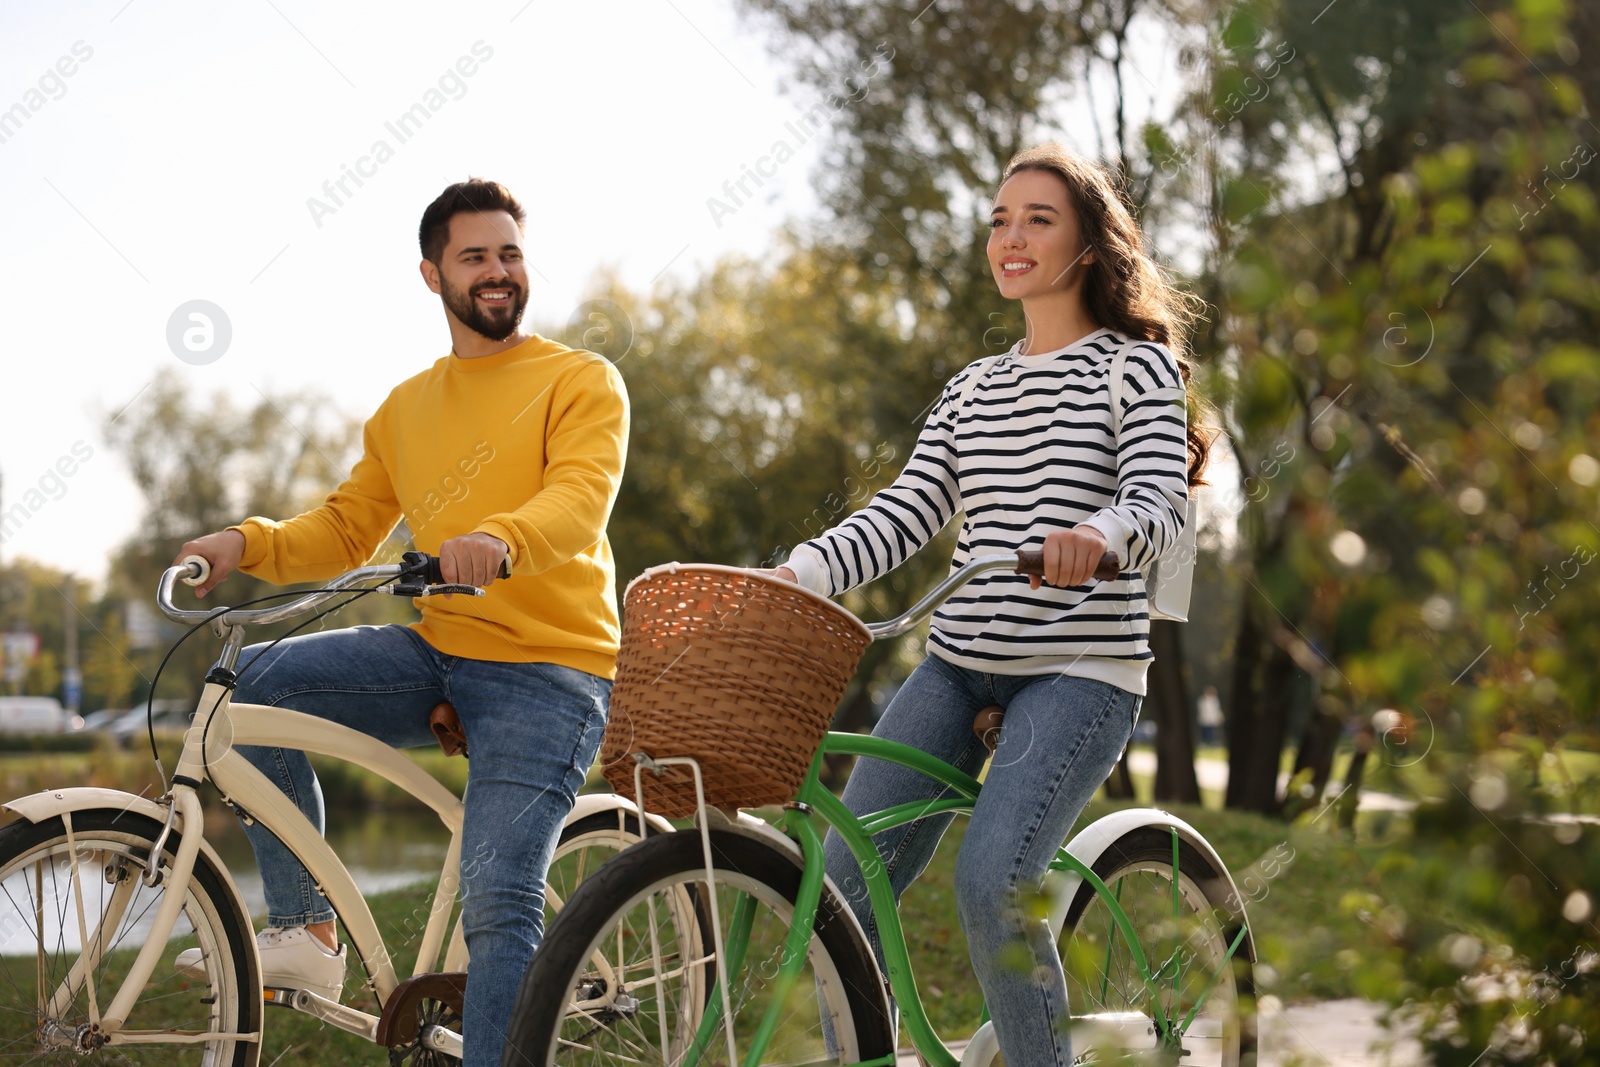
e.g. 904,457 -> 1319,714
0,696 -> 68,735
79,708 -> 130,732
106,701 -> 194,745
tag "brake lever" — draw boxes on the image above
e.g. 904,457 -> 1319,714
393,550 -> 510,597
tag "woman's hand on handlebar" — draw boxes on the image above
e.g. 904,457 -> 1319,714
439,533 -> 510,593
172,530 -> 245,598
772,565 -> 797,584
1030,526 -> 1109,590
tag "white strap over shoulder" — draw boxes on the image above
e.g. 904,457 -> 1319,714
1108,344 -> 1128,440
1105,340 -> 1195,622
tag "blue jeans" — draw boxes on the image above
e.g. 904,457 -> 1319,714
230,624 -> 610,1067
823,653 -> 1140,1067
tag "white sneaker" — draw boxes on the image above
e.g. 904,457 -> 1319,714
176,926 -> 346,1001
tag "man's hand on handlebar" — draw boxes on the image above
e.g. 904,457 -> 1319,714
1031,526 -> 1109,590
439,533 -> 510,595
172,530 -> 246,598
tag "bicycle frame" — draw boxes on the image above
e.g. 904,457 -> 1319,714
7,554 -> 662,1058
681,731 -> 1250,1067
194,682 -> 473,999
67,676 -> 471,1044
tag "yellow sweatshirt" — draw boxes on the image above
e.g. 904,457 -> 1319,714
232,335 -> 629,678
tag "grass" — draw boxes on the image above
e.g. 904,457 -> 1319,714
0,877 -> 441,1066
884,796 -> 1500,1047
2,793 -> 1524,1065
5,744 -> 1568,1062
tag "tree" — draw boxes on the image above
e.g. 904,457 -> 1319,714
98,371 -> 413,708
0,560 -> 146,715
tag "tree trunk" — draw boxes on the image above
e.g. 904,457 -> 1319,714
1147,619 -> 1201,804
1288,706 -> 1344,818
1223,607 -> 1263,810
1103,751 -> 1137,800
1334,722 -> 1375,830
1244,643 -> 1297,816
1224,607 -> 1295,816
1338,742 -> 1370,831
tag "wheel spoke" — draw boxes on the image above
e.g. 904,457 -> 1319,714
1059,831 -> 1253,1067
0,812 -> 258,1065
503,830 -> 894,1067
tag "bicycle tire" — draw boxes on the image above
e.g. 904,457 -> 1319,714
0,807 -> 261,1067
502,827 -> 894,1067
548,810 -> 649,917
552,809 -> 714,949
390,807 -> 703,1065
548,809 -> 714,1014
1059,826 -> 1257,1067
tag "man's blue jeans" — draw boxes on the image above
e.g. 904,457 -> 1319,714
229,623 -> 609,1067
823,652 -> 1141,1067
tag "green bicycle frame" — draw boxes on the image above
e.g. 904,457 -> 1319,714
695,730 -> 1231,1067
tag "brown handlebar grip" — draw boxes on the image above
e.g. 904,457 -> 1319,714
1014,550 -> 1122,582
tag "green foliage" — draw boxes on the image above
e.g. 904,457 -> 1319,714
1364,768 -> 1600,1064
729,0 -> 1600,1053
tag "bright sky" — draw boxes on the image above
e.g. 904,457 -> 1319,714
0,0 -> 1197,584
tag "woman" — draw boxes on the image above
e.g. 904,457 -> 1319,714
774,143 -> 1210,1066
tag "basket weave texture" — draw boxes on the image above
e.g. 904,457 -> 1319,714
601,563 -> 871,819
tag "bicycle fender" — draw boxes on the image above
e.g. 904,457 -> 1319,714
960,1021 -> 1000,1067
6,785 -> 175,829
3,786 -> 257,972
570,792 -> 676,838
1053,807 -> 1253,955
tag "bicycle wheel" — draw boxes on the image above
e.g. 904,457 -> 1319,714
0,808 -> 260,1066
547,808 -> 714,1023
547,810 -> 651,920
502,827 -> 894,1067
1059,827 -> 1256,1067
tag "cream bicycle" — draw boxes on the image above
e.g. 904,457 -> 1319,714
0,553 -> 703,1066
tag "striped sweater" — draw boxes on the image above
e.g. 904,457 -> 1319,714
783,328 -> 1189,696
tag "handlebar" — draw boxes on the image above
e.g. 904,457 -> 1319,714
864,550 -> 1121,639
157,551 -> 511,628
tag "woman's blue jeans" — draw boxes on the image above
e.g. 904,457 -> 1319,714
228,623 -> 609,1067
823,652 -> 1141,1067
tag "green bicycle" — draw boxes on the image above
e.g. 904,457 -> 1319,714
503,552 -> 1257,1066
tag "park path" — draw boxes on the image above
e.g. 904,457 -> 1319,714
1124,750 -> 1419,812
1259,998 -> 1423,1065
897,999 -> 1422,1065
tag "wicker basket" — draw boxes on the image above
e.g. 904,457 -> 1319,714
601,563 -> 872,819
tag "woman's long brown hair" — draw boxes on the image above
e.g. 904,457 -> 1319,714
1001,144 -> 1212,486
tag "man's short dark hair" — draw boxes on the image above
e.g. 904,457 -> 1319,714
418,179 -> 526,264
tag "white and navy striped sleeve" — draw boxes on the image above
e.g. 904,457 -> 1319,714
784,366 -> 977,596
1079,341 -> 1189,576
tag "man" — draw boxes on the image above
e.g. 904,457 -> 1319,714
173,178 -> 628,1067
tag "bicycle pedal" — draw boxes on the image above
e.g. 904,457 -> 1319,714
262,987 -> 298,1007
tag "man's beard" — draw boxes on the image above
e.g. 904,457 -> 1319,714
440,276 -> 528,342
